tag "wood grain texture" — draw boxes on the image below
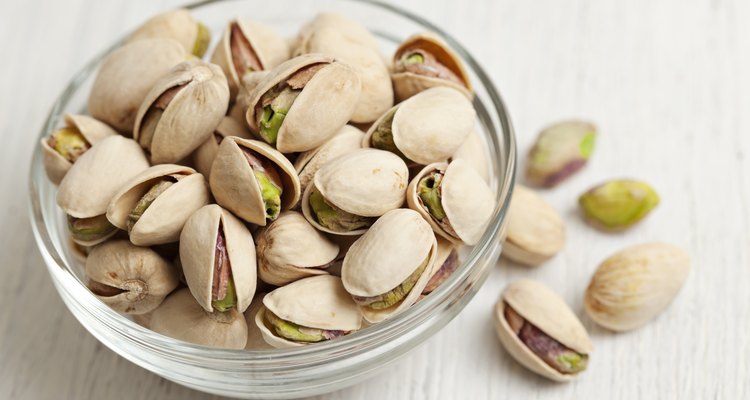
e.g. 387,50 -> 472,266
1,0 -> 748,398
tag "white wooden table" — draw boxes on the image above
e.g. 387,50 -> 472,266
1,0 -> 748,398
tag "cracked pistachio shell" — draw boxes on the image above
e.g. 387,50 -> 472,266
407,160 -> 495,246
210,137 -> 301,225
584,243 -> 690,332
179,204 -> 257,313
257,211 -> 339,286
151,288 -> 248,349
211,19 -> 290,98
133,60 -> 230,164
494,279 -> 593,382
391,32 -> 472,101
88,38 -> 185,133
86,240 -> 179,315
294,125 -> 364,195
245,54 -> 362,153
106,164 -> 210,246
193,117 -> 252,178
41,114 -> 117,185
244,293 -> 273,350
364,87 -> 475,165
503,185 -> 565,266
57,136 -> 149,219
578,179 -> 660,231
526,120 -> 597,188
451,131 -> 489,183
127,9 -> 209,57
256,275 -> 363,348
342,209 -> 438,323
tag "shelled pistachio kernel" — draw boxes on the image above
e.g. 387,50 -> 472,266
578,179 -> 659,230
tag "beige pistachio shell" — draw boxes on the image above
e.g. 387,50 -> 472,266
106,164 -> 209,246
257,211 -> 339,286
245,54 -> 362,153
209,137 -> 301,225
494,279 -> 593,382
133,60 -> 230,164
151,288 -> 248,349
392,32 -> 472,101
57,136 -> 149,218
228,71 -> 269,126
244,293 -> 273,350
193,117 -> 252,178
451,131 -> 489,183
342,209 -> 438,323
364,87 -> 475,165
86,240 -> 178,315
127,9 -> 205,56
179,204 -> 257,313
88,38 -> 185,133
502,185 -> 565,266
42,114 -> 117,185
294,125 -> 364,195
295,13 -> 381,53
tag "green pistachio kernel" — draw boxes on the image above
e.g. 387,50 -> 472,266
255,170 -> 282,220
309,188 -> 373,232
258,88 -> 300,144
212,276 -> 237,312
417,171 -> 447,221
527,120 -> 597,188
192,22 -> 211,58
578,179 -> 659,230
49,127 -> 90,162
554,352 -> 589,374
353,256 -> 429,310
67,214 -> 117,242
404,52 -> 424,64
265,310 -> 326,343
127,180 -> 174,232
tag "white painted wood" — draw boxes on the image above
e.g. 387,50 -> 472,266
1,0 -> 748,398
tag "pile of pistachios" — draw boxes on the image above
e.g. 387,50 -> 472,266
43,10 -> 496,350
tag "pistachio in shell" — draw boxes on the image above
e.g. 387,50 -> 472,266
86,240 -> 179,314
584,243 -> 690,332
294,13 -> 381,53
363,87 -> 475,166
193,117 -> 252,178
150,288 -> 248,349
450,131 -> 489,183
422,238 -> 459,295
293,125 -> 364,195
391,32 -> 472,101
301,149 -> 409,235
133,60 -> 230,164
494,279 -> 593,382
245,54 -> 362,153
526,120 -> 597,188
127,9 -> 211,57
41,114 -> 117,185
342,209 -> 438,323
210,137 -> 300,225
578,179 -> 660,231
88,38 -> 185,133
502,185 -> 565,266
256,275 -> 362,348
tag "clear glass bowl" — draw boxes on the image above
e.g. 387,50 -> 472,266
28,0 -> 516,398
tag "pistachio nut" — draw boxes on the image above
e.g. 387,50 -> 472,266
502,185 -> 565,266
256,275 -> 362,348
133,60 -> 230,164
193,117 -> 252,178
422,238 -> 459,295
342,209 -> 438,323
57,136 -> 149,246
180,204 -> 257,313
127,9 -> 211,57
210,18 -> 290,98
88,38 -> 185,133
41,114 -> 117,185
407,159 -> 495,246
301,149 -> 409,235
293,125 -> 364,195
244,293 -> 273,350
85,240 -> 179,314
584,243 -> 690,332
494,279 -> 593,382
391,32 -> 472,101
578,179 -> 659,231
450,131 -> 489,183
526,120 -> 597,188
256,211 -> 339,286
106,164 -> 210,246
245,54 -> 362,152
151,288 -> 248,349
228,71 -> 270,127
294,13 -> 382,53
363,87 -> 475,165
210,137 -> 301,225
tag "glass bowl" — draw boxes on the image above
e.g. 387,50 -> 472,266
28,0 -> 516,398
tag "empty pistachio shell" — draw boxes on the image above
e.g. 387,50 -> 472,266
88,38 -> 185,133
494,279 -> 593,382
451,131 -> 489,183
180,204 -> 257,313
210,137 -> 301,225
41,114 -> 117,185
151,288 -> 248,349
256,275 -> 362,348
342,209 -> 438,323
526,120 -> 596,187
86,240 -> 179,314
133,60 -> 230,164
193,117 -> 252,178
585,243 -> 690,331
579,180 -> 659,230
502,186 -> 565,266
127,9 -> 210,57
294,125 -> 364,195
